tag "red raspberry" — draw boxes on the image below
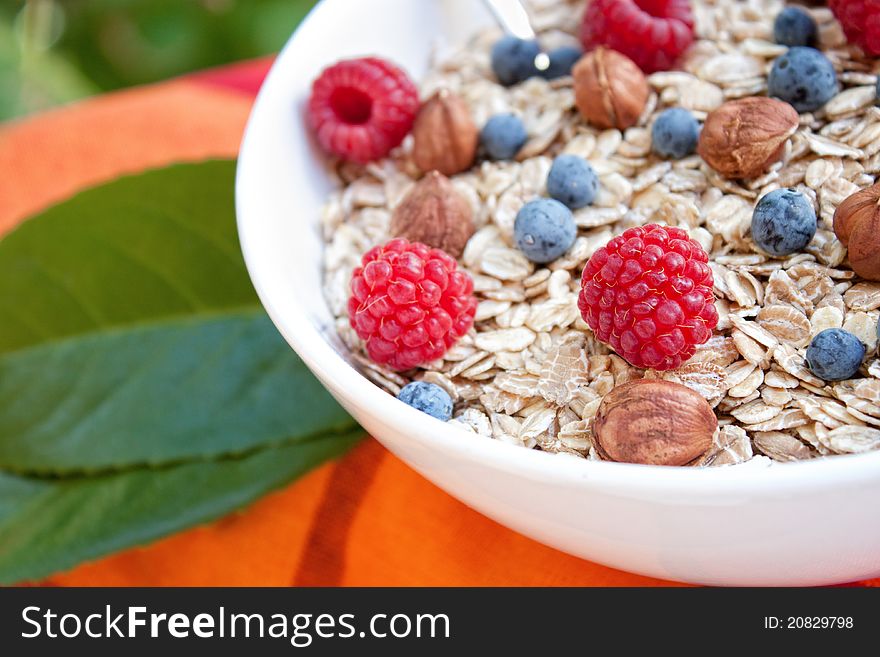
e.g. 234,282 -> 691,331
308,57 -> 419,164
581,0 -> 695,73
578,224 -> 718,371
348,238 -> 477,371
829,0 -> 880,55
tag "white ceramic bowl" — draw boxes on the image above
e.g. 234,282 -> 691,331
236,0 -> 880,586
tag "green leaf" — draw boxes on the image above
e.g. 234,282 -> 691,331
46,0 -> 317,91
0,311 -> 356,474
0,160 -> 256,354
0,430 -> 361,585
0,18 -> 97,121
0,162 -> 348,473
0,160 -> 362,582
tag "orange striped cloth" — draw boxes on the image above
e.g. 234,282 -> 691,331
1,60 -> 874,587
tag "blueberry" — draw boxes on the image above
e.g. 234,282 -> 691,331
751,188 -> 817,256
480,113 -> 528,160
806,328 -> 866,381
651,108 -> 700,159
397,381 -> 453,421
773,6 -> 817,47
491,36 -> 541,86
768,46 -> 837,113
546,154 -> 598,209
539,45 -> 583,80
514,198 -> 576,263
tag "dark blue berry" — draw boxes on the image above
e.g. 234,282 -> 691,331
539,45 -> 583,80
491,36 -> 541,86
546,154 -> 598,209
514,198 -> 576,263
480,114 -> 528,160
751,188 -> 817,256
651,107 -> 700,159
768,46 -> 837,113
773,7 -> 817,47
397,381 -> 453,421
806,329 -> 865,381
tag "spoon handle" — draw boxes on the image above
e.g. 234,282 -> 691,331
481,0 -> 536,39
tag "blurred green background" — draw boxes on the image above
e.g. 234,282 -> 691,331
0,0 -> 317,121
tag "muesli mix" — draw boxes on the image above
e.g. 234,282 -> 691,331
307,0 -> 880,467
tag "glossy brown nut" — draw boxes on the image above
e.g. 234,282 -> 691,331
697,97 -> 799,179
592,379 -> 717,466
573,47 -> 648,130
833,182 -> 880,281
411,90 -> 478,176
390,170 -> 474,258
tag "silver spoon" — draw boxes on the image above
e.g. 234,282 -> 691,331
482,0 -> 551,72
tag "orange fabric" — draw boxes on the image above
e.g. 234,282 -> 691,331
0,80 -> 254,231
1,67 -> 875,587
47,443 -> 676,587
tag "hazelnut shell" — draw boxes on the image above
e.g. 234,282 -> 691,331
572,47 -> 648,130
390,171 -> 475,258
411,90 -> 478,176
833,182 -> 880,281
592,379 -> 717,466
697,97 -> 799,179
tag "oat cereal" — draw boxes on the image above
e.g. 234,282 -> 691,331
318,0 -> 880,466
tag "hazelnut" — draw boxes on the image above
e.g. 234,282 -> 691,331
697,97 -> 799,179
390,171 -> 475,258
592,379 -> 717,466
833,182 -> 880,281
411,90 -> 478,176
572,47 -> 648,130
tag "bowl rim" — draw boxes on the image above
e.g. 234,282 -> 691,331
235,0 -> 880,500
